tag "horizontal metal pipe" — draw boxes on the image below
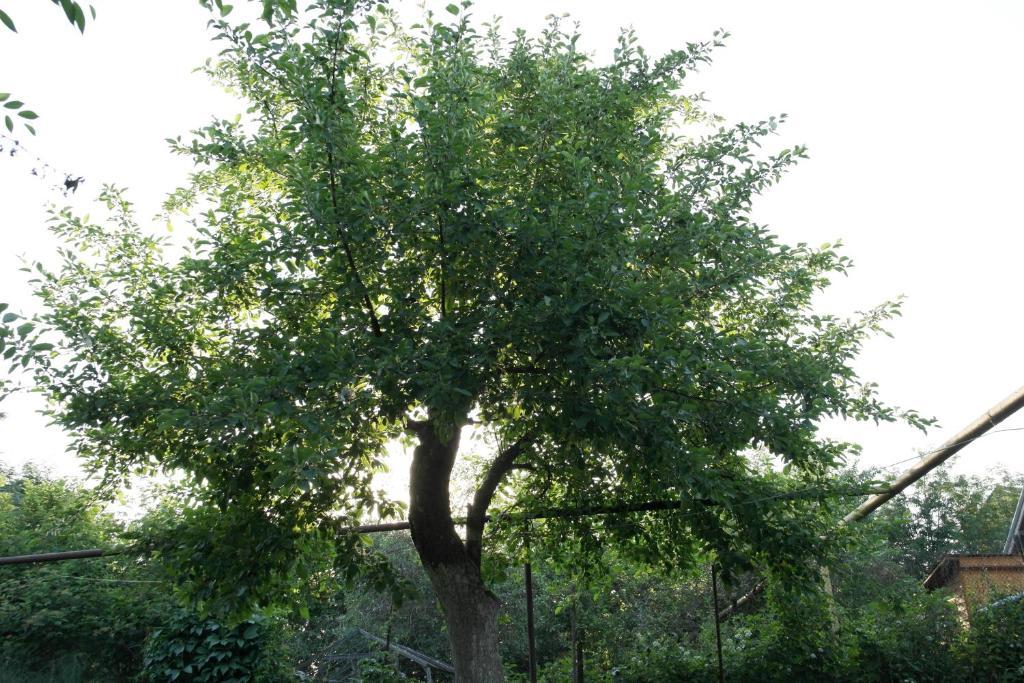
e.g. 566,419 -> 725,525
0,548 -> 118,566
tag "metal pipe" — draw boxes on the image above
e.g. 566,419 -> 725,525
711,564 -> 725,683
524,525 -> 538,683
0,548 -> 116,566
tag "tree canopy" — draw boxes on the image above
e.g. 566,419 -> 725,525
0,0 -> 928,676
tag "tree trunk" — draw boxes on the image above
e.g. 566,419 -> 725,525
423,558 -> 504,681
408,419 -> 505,682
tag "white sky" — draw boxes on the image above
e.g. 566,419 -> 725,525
1,1 -> 1023,498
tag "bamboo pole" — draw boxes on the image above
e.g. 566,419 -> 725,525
843,384 -> 1024,524
719,383 -> 1024,620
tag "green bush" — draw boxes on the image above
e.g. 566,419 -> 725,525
842,581 -> 963,682
611,638 -> 708,682
961,594 -> 1024,682
140,611 -> 293,683
0,467 -> 172,681
0,656 -> 86,683
141,610 -> 293,683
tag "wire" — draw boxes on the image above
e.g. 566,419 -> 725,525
872,427 -> 1024,472
31,572 -> 164,585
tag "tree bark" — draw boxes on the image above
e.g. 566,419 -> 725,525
422,560 -> 504,682
408,419 -> 505,682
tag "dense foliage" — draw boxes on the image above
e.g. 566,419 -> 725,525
3,463 -> 1024,680
0,466 -> 295,682
140,611 -> 292,683
0,466 -> 167,680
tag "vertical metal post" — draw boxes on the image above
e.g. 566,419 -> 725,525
524,524 -> 538,683
711,564 -> 725,683
570,602 -> 584,683
576,632 -> 584,683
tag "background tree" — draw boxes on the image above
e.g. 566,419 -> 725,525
1,0 -> 929,678
0,465 -> 168,681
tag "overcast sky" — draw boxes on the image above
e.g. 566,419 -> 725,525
1,1 -> 1023,495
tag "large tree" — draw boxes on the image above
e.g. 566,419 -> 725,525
1,1 -> 926,678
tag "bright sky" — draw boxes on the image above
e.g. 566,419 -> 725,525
1,1 -> 1023,498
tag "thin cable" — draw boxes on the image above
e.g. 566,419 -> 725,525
18,572 -> 163,585
872,427 -> 1024,472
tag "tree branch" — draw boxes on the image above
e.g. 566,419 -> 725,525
465,436 -> 532,567
498,364 -> 547,376
437,214 -> 447,318
323,27 -> 382,337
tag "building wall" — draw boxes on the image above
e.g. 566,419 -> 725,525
959,566 -> 1024,612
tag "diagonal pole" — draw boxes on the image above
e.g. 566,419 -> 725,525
719,383 -> 1024,620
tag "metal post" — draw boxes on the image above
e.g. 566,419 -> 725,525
711,564 -> 725,683
570,603 -> 583,683
576,634 -> 584,683
524,524 -> 538,683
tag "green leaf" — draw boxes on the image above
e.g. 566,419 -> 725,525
73,3 -> 86,32
31,343 -> 55,352
3,116 -> 11,133
4,101 -> 23,110
16,322 -> 34,337
58,0 -> 76,27
2,312 -> 16,324
242,624 -> 259,640
0,93 -> 8,101
24,123 -> 35,136
445,3 -> 459,14
0,10 -> 15,32
17,110 -> 38,120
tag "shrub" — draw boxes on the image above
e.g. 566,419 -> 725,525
961,594 -> 1024,682
140,611 -> 294,683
